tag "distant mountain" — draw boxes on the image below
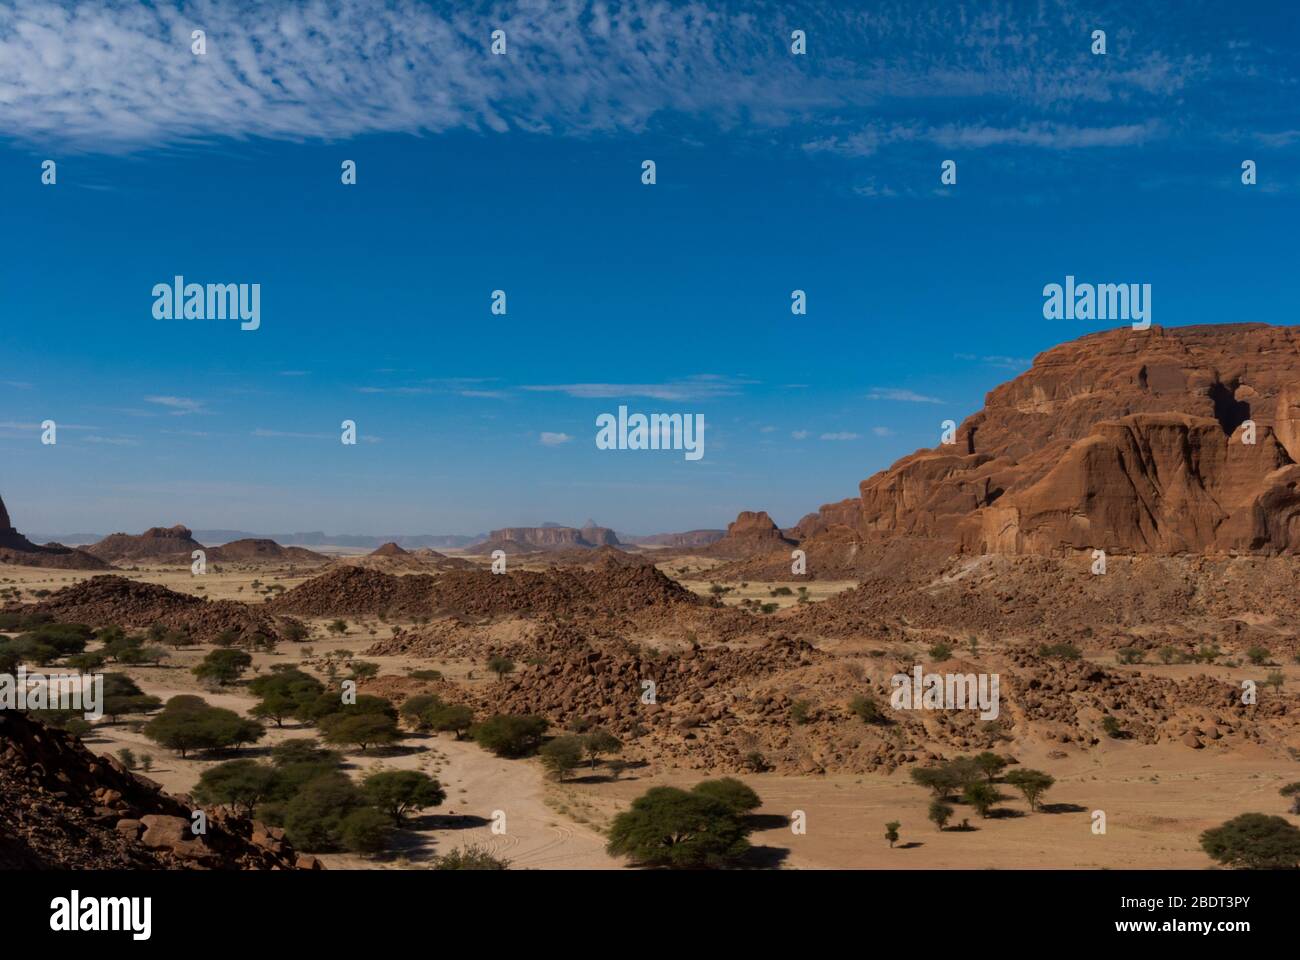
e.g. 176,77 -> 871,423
619,529 -> 727,547
466,525 -> 621,554
189,530 -> 487,549
29,530 -> 486,549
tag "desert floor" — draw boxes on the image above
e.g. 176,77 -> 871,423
5,562 -> 1298,869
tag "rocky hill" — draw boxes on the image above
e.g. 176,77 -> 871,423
209,538 -> 329,564
700,511 -> 797,559
0,711 -> 316,869
272,559 -> 700,619
15,575 -> 306,644
84,524 -> 205,564
796,324 -> 1300,557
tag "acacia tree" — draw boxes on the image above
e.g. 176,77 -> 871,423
540,736 -> 585,782
963,782 -> 1003,819
319,712 -> 400,753
192,649 -> 253,685
885,821 -> 901,848
583,729 -> 623,770
487,655 -> 515,682
606,787 -> 752,869
1200,814 -> 1300,869
193,759 -> 279,818
973,752 -> 1007,783
928,800 -> 953,831
362,770 -> 446,824
1004,769 -> 1055,812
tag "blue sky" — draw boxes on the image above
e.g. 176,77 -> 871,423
1,0 -> 1297,536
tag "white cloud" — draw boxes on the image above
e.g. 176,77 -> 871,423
0,2 -> 1208,154
539,432 -> 573,446
0,0 -> 829,151
144,395 -> 206,414
868,387 -> 944,404
791,430 -> 809,440
871,426 -> 895,437
525,376 -> 752,402
253,428 -> 379,443
954,353 -> 1030,370
820,432 -> 860,441
0,420 -> 96,430
85,435 -> 140,446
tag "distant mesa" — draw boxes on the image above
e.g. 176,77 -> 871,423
621,529 -> 726,547
467,524 -> 622,555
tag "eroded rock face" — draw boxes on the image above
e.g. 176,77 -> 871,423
0,492 -> 110,569
797,324 -> 1300,555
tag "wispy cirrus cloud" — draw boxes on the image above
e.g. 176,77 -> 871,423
539,432 -> 573,446
0,420 -> 96,430
0,0 -> 1223,155
867,387 -> 944,404
253,428 -> 379,443
955,353 -> 1031,370
807,119 -> 1161,158
144,394 -> 207,415
85,435 -> 140,446
525,375 -> 753,402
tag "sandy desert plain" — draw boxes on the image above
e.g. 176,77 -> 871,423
2,544 -> 1297,871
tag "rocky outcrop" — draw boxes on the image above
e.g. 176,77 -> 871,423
16,575 -> 306,644
700,511 -> 796,558
0,492 -> 110,569
0,711 -> 315,869
796,324 -> 1300,555
85,525 -> 205,564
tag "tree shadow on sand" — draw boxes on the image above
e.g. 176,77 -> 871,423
411,812 -> 491,831
745,813 -> 792,831
1040,802 -> 1087,814
736,845 -> 790,869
